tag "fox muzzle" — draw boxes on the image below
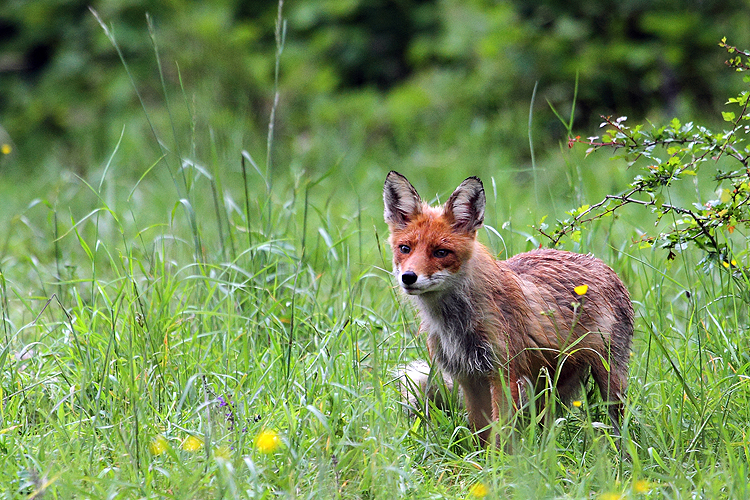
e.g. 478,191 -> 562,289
401,271 -> 418,286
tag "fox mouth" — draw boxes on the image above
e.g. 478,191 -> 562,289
401,285 -> 425,295
401,282 -> 442,296
398,274 -> 448,295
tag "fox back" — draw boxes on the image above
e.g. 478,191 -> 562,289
384,171 -> 634,444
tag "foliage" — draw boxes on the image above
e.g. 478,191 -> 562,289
544,40 -> 750,276
2,1 -> 750,174
512,0 -> 750,119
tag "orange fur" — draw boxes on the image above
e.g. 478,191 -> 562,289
384,171 -> 634,445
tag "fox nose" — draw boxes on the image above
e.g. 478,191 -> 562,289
401,271 -> 418,286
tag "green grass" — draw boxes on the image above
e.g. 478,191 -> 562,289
2,135 -> 750,498
2,15 -> 750,500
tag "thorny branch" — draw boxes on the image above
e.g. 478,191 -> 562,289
542,39 -> 750,267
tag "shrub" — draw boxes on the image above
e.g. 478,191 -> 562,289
544,39 -> 750,277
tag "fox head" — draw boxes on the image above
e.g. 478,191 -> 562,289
383,171 -> 485,295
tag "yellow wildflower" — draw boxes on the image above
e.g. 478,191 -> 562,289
633,479 -> 652,493
181,435 -> 204,452
1,144 -> 10,155
149,435 -> 169,455
574,284 -> 588,296
469,482 -> 489,498
572,400 -> 582,408
599,493 -> 622,500
255,429 -> 281,453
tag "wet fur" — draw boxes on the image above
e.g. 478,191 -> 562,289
385,171 -> 634,444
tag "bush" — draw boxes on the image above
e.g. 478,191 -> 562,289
544,39 -> 750,277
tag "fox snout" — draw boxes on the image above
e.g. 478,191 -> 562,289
395,266 -> 454,295
400,270 -> 418,286
396,268 -> 428,295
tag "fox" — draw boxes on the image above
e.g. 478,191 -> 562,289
384,171 -> 634,445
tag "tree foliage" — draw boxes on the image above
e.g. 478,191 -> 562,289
1,1 -> 749,172
543,40 -> 750,275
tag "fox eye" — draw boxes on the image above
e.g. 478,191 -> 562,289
433,249 -> 450,258
398,245 -> 411,254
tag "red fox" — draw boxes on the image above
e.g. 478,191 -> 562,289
384,171 -> 634,445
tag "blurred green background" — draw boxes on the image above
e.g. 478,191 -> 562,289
2,0 -> 749,185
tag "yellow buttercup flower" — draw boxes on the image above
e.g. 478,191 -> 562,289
469,482 -> 489,498
599,493 -> 622,500
255,429 -> 281,453
572,400 -> 582,408
181,435 -> 204,452
574,284 -> 589,296
149,435 -> 169,455
633,479 -> 652,493
1,144 -> 10,155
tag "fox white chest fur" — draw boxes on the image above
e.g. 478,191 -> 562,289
384,171 -> 634,445
407,249 -> 498,377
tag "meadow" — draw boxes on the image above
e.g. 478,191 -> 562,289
3,8 -> 750,500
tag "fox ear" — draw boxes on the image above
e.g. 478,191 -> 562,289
384,171 -> 422,228
445,176 -> 485,233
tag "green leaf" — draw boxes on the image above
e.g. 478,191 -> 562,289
722,111 -> 736,122
655,193 -> 665,208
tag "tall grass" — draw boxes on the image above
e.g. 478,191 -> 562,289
2,6 -> 750,500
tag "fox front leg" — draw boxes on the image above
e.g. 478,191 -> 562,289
489,371 -> 522,450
